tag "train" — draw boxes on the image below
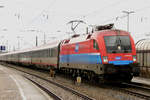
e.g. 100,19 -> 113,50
136,39 -> 150,78
0,24 -> 140,82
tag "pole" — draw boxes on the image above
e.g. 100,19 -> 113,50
36,36 -> 38,46
122,11 -> 134,32
6,40 -> 8,52
127,14 -> 129,32
44,33 -> 46,44
17,36 -> 20,50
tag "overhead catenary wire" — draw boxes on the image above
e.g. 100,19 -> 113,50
80,0 -> 130,18
29,0 -> 57,25
14,0 -> 57,35
78,0 -> 150,26
96,4 -> 150,25
14,0 -> 58,49
22,0 -> 133,34
17,0 -> 150,47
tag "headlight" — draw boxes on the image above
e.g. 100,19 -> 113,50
103,56 -> 108,63
133,56 -> 136,62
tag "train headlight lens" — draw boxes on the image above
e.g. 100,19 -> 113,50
133,56 -> 136,62
103,56 -> 108,63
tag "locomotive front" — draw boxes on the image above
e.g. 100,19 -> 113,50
96,30 -> 140,81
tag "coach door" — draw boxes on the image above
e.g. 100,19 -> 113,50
57,43 -> 61,69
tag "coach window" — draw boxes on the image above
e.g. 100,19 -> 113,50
41,50 -> 43,57
44,49 -> 47,57
44,50 -> 47,57
51,49 -> 54,57
93,40 -> 99,50
47,49 -> 49,57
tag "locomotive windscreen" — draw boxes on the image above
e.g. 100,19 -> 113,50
104,35 -> 132,53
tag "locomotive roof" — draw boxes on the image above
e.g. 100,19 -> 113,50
64,29 -> 129,44
68,34 -> 89,44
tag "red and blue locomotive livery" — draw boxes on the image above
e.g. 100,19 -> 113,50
59,24 -> 139,82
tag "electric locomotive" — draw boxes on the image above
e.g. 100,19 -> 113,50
59,24 -> 140,82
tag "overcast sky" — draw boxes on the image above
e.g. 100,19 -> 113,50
0,0 -> 150,51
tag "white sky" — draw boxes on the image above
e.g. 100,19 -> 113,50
0,0 -> 150,51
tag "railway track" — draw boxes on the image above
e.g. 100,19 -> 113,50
14,67 -> 150,100
122,82 -> 150,93
115,86 -> 150,100
24,76 -> 62,100
2,63 -> 94,100
2,63 -> 150,100
106,82 -> 150,100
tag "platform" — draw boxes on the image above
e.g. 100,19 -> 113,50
0,65 -> 52,100
132,77 -> 150,85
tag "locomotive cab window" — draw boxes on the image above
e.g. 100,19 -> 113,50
93,40 -> 99,50
104,35 -> 132,53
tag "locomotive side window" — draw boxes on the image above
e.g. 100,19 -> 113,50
93,40 -> 99,50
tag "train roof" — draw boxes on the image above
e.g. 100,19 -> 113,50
0,29 -> 129,56
136,39 -> 150,50
62,29 -> 129,45
0,40 -> 60,56
67,34 -> 89,44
